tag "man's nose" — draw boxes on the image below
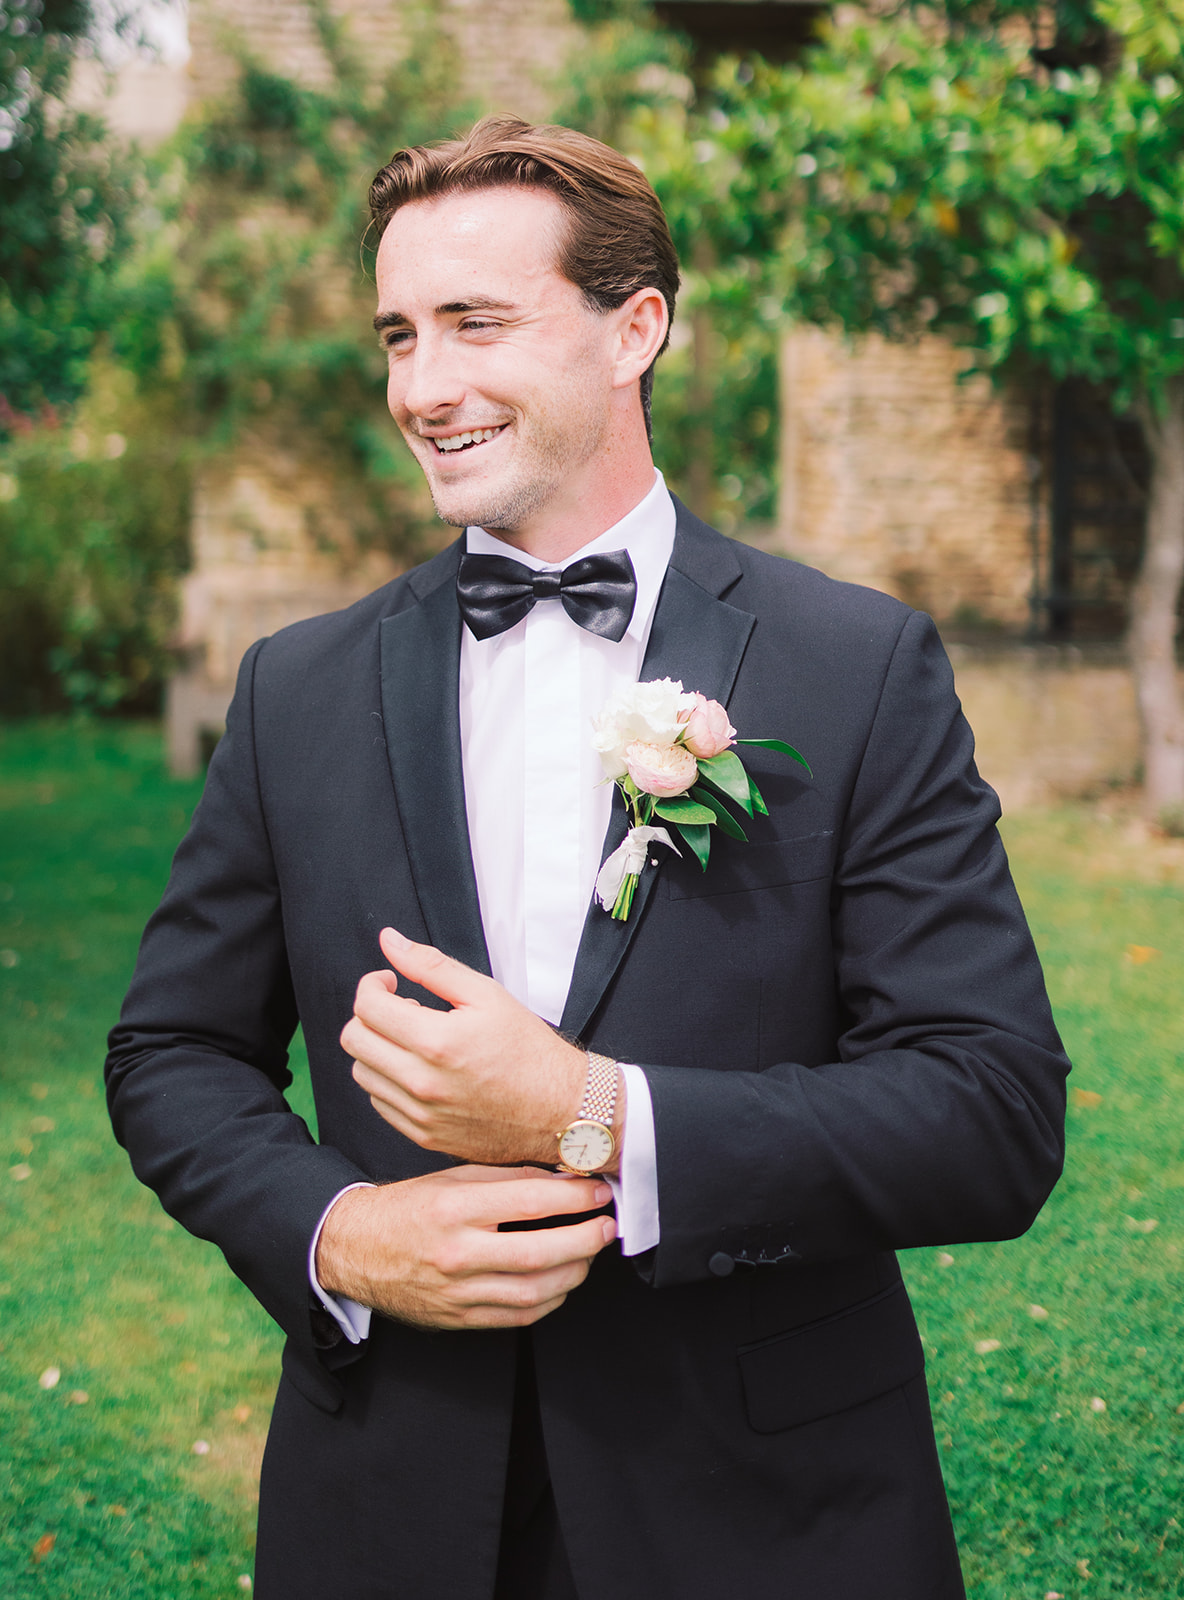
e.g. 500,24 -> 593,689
397,335 -> 467,420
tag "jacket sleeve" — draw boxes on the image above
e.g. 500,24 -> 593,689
638,610 -> 1070,1288
105,640 -> 370,1375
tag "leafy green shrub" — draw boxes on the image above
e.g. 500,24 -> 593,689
0,362 -> 188,714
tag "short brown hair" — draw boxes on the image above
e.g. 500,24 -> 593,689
369,116 -> 680,438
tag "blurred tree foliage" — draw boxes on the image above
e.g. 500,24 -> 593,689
0,0 -> 184,712
0,0 -> 142,420
0,359 -> 188,713
650,0 -> 1184,813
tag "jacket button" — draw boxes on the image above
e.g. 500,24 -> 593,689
708,1251 -> 735,1278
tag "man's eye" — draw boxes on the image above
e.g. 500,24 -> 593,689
381,329 -> 413,350
460,318 -> 499,332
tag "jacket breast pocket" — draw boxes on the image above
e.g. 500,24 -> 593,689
665,830 -> 834,901
738,1280 -> 924,1434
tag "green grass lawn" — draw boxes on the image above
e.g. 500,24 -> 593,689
2,720 -> 1182,1598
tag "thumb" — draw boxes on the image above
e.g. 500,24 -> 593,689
379,927 -> 490,1009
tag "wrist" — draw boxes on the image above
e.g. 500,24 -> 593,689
314,1184 -> 379,1301
556,1051 -> 624,1175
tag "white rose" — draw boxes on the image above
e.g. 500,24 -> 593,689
591,678 -> 693,778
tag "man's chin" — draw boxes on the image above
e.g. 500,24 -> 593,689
427,481 -> 547,538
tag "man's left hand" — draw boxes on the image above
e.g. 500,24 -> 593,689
341,928 -> 597,1168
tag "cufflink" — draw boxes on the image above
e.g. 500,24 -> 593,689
708,1251 -> 735,1278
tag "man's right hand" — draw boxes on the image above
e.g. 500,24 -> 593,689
314,1165 -> 616,1331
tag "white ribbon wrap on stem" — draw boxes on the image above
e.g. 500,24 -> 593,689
594,825 -> 681,912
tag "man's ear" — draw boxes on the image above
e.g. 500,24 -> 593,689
609,288 -> 669,391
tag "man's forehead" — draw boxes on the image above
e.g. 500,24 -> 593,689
375,185 -> 568,292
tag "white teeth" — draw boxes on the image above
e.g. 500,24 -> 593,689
435,427 -> 501,452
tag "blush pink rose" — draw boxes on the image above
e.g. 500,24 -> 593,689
623,739 -> 698,797
677,693 -> 736,759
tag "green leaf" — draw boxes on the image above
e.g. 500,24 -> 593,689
748,774 -> 769,817
689,784 -> 749,841
736,738 -> 813,776
695,750 -> 755,811
654,797 -> 717,826
669,820 -> 711,870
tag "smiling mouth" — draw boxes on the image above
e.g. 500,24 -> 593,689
431,427 -> 506,455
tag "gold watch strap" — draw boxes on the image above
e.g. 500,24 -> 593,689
580,1052 -> 618,1128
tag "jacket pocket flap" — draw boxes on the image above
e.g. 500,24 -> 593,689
666,831 -> 834,900
738,1280 -> 924,1434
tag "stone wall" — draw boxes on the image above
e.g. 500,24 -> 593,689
777,327 -> 1039,632
948,645 -> 1153,812
166,441 -> 398,775
188,0 -> 579,121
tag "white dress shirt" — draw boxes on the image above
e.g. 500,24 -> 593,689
311,473 -> 674,1343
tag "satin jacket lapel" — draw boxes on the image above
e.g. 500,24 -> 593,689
559,504 -> 756,1041
379,544 -> 492,978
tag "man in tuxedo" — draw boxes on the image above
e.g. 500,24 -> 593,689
107,117 -> 1069,1599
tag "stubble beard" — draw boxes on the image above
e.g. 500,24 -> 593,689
415,359 -> 610,536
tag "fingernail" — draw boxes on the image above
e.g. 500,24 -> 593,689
382,927 -> 410,951
594,1183 -> 611,1204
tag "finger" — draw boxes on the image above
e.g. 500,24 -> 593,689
483,1215 -> 616,1275
380,927 -> 497,1011
458,1176 -> 613,1229
452,1293 -> 573,1331
454,1256 -> 595,1317
447,1215 -> 614,1282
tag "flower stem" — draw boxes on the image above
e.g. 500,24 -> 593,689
612,872 -> 638,922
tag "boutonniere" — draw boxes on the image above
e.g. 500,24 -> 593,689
591,677 -> 810,921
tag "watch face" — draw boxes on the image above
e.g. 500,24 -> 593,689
558,1120 -> 615,1173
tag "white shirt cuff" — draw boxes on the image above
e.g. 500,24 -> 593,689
608,1062 -> 660,1255
308,1182 -> 374,1345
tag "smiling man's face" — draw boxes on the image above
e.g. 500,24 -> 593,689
375,186 -> 626,546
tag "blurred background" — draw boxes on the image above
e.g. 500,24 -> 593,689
2,2 -> 1183,1596
3,0 -> 1183,815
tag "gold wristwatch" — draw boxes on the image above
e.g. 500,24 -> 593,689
556,1052 -> 619,1174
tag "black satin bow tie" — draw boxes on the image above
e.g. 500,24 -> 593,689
456,549 -> 637,642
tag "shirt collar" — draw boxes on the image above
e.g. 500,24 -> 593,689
464,470 -> 676,647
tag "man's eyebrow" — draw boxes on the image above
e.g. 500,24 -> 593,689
372,297 -> 520,333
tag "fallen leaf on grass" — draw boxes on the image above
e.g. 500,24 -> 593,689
107,1505 -> 127,1518
1045,1591 -> 1064,1598
1070,1087 -> 1103,1109
238,1579 -> 252,1591
232,1404 -> 251,1423
1125,1216 -> 1159,1233
975,1339 -> 1001,1355
10,1163 -> 32,1181
31,1534 -> 55,1563
1028,1304 -> 1049,1321
30,1117 -> 54,1134
39,1367 -> 60,1390
15,1137 -> 33,1156
30,1083 -> 48,1100
66,1390 -> 89,1405
1076,1558 -> 1091,1576
1175,1400 -> 1184,1415
1125,944 -> 1159,964
1089,1397 -> 1107,1413
192,1439 -> 210,1456
936,1252 -> 954,1267
0,949 -> 19,968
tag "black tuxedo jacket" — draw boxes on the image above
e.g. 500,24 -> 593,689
107,502 -> 1068,1600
